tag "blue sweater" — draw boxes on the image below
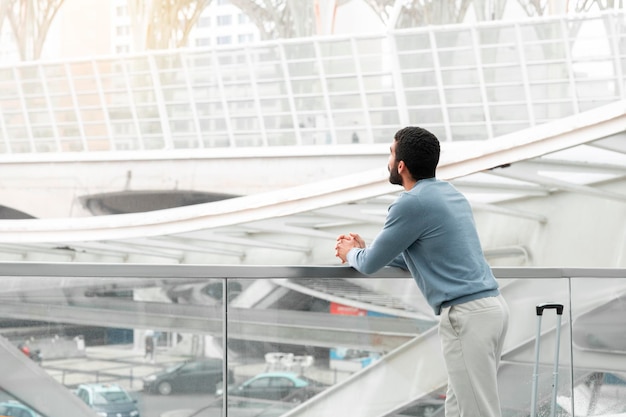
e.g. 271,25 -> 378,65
347,178 -> 499,315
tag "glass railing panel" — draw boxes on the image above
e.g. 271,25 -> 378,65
220,274 -> 578,417
570,276 -> 626,417
225,275 -> 438,417
0,265 -> 624,417
0,274 -> 227,417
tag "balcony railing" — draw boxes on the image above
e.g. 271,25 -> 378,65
0,263 -> 624,417
1,11 -> 626,153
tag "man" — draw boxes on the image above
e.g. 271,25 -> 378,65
335,126 -> 509,417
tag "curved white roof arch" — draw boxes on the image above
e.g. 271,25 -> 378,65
0,100 -> 625,244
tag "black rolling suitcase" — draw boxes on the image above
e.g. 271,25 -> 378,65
530,303 -> 564,417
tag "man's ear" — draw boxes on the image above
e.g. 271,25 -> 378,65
397,160 -> 406,173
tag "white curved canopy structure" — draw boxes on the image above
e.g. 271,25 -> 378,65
0,100 -> 623,270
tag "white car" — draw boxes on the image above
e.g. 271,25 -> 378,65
0,401 -> 42,417
75,383 -> 140,417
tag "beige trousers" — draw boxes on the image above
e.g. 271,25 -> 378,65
439,295 -> 510,417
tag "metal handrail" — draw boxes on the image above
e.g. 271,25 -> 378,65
0,262 -> 623,279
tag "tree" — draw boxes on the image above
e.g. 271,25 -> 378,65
515,0 -> 621,16
0,0 -> 13,36
227,0 -> 355,39
6,0 -> 65,60
228,0 -> 316,39
473,0 -> 508,20
127,0 -> 212,50
398,0 -> 473,27
360,0 -> 473,29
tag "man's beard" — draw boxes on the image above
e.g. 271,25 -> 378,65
389,164 -> 402,186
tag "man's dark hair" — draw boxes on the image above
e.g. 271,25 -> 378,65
394,126 -> 440,180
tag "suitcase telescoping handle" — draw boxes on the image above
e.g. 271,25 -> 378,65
530,303 -> 564,417
536,303 -> 564,316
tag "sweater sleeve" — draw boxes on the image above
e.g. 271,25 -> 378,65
347,195 -> 420,274
388,254 -> 409,270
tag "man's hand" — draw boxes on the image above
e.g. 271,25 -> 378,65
335,233 -> 365,263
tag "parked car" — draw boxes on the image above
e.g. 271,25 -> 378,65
217,371 -> 327,404
143,357 -> 233,395
0,401 -> 42,417
75,383 -> 140,417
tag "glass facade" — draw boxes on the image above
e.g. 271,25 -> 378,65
1,11 -> 626,153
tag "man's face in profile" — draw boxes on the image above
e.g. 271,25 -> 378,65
388,140 -> 402,186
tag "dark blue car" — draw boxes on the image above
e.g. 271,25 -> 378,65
143,357 -> 232,395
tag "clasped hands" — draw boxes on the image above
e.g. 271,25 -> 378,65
335,232 -> 366,264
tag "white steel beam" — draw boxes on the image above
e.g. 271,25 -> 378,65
64,62 -> 88,151
147,55 -> 172,149
0,99 -> 11,153
387,34 -> 409,128
246,47 -> 268,146
515,22 -> 536,127
453,178 -> 550,195
428,28 -> 452,141
470,202 -> 548,223
489,167 -> 626,202
352,37 -> 374,142
13,67 -> 36,152
279,43 -> 303,145
212,49 -> 235,147
180,51 -> 204,148
38,64 -> 61,152
471,26 -> 494,139
121,58 -> 145,150
91,59 -> 115,150
313,39 -> 336,144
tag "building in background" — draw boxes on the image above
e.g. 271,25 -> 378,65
0,0 -> 262,63
188,0 -> 260,48
111,0 -> 261,54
